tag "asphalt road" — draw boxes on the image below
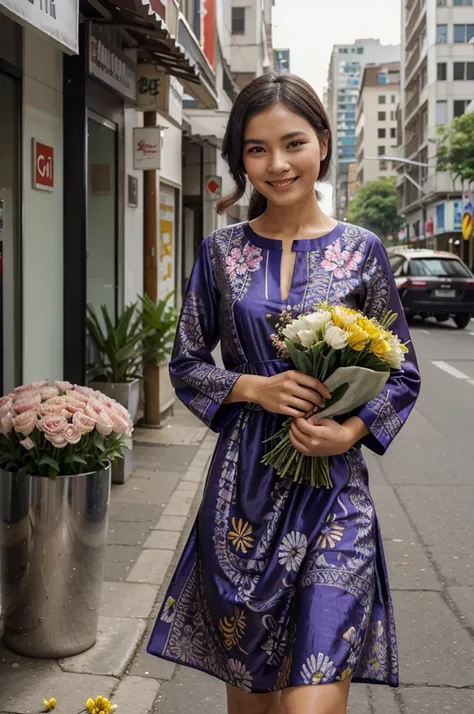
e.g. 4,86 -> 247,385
154,317 -> 474,714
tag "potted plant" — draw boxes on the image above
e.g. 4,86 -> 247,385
139,292 -> 178,426
86,301 -> 145,423
0,380 -> 132,658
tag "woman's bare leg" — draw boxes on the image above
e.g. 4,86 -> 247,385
279,678 -> 351,714
226,686 -> 281,714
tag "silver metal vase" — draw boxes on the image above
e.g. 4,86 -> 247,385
0,464 -> 111,658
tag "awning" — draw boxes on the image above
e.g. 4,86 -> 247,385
86,0 -> 218,109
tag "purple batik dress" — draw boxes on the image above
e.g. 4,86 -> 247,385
147,221 -> 420,693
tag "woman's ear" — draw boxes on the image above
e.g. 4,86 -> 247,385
320,130 -> 330,161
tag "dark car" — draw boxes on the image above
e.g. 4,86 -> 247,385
388,248 -> 474,329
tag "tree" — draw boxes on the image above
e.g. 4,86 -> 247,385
437,112 -> 474,184
347,176 -> 403,239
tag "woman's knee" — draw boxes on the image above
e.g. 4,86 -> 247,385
226,685 -> 280,714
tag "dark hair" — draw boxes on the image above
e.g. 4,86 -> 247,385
216,73 -> 332,220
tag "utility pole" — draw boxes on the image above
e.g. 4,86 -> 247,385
143,111 -> 158,303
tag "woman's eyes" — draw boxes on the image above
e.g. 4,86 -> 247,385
247,141 -> 305,154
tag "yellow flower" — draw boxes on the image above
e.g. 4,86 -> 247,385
345,323 -> 369,352
330,305 -> 359,329
341,668 -> 353,681
86,696 -> 117,714
228,518 -> 255,554
43,698 -> 56,711
370,336 -> 392,358
357,315 -> 382,340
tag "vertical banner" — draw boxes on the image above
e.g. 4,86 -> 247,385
159,185 -> 175,298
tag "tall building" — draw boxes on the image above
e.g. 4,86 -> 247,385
356,63 -> 401,189
230,0 -> 275,88
326,39 -> 400,218
398,0 -> 474,252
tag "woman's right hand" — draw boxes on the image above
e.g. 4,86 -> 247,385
250,371 -> 332,418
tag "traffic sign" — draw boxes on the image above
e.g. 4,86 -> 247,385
205,176 -> 222,198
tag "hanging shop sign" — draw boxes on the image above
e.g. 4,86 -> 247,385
205,176 -> 222,199
136,65 -> 184,127
0,0 -> 79,53
87,24 -> 136,103
32,139 -> 54,192
133,127 -> 161,170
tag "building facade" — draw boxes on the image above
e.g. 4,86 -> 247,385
326,38 -> 400,218
398,0 -> 474,255
356,63 -> 401,189
230,0 -> 275,88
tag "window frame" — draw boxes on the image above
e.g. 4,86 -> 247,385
231,6 -> 246,35
436,24 -> 448,44
437,62 -> 447,81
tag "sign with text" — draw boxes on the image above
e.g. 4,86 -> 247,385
133,127 -> 161,170
0,0 -> 78,53
88,24 -> 136,103
32,139 -> 54,191
137,65 -> 183,126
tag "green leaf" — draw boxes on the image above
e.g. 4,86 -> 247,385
285,339 -> 313,375
323,382 -> 350,410
37,456 -> 60,471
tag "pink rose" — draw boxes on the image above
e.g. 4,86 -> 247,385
40,404 -> 70,418
85,399 -> 114,436
109,409 -> 133,436
0,397 -> 14,419
32,380 -> 49,389
12,410 -> 38,436
46,434 -> 68,448
65,390 -> 88,405
63,424 -> 82,445
0,412 -> 14,435
40,386 -> 59,401
13,383 -> 37,396
20,437 -> 35,451
63,399 -> 86,415
40,415 -> 68,437
72,412 -> 96,434
0,394 -> 13,409
55,380 -> 74,393
73,385 -> 97,398
98,394 -> 130,419
14,392 -> 41,414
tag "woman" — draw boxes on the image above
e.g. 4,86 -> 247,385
147,73 -> 420,714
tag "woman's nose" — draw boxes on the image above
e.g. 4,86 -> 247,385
268,152 -> 290,174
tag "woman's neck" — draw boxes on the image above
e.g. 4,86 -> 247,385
251,190 -> 337,240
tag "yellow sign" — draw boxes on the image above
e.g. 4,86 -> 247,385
462,213 -> 472,241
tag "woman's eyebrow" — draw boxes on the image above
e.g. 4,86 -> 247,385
243,131 -> 309,147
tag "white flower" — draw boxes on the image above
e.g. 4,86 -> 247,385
228,659 -> 253,692
304,310 -> 332,332
332,305 -> 358,325
278,531 -> 307,572
297,329 -> 317,348
282,316 -> 307,343
301,653 -> 337,685
382,334 -> 406,369
324,323 -> 348,350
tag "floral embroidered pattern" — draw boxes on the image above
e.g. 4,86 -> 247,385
178,291 -> 205,356
160,596 -> 176,624
278,531 -> 307,572
228,518 -> 255,554
228,659 -> 253,692
358,621 -> 389,681
226,242 -> 263,280
315,514 -> 345,549
321,239 -> 363,280
301,653 -> 337,685
364,391 -> 402,444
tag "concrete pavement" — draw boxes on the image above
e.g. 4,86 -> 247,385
1,318 -> 474,713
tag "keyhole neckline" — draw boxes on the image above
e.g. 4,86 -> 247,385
243,220 -> 345,253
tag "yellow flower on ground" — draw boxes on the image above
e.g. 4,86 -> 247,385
228,518 -> 255,554
345,323 -> 369,352
86,696 -> 117,714
357,315 -> 382,340
370,336 -> 392,358
43,698 -> 56,711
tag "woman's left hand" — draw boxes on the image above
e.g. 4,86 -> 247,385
289,415 -> 366,457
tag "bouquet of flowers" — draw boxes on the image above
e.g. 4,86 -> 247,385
0,381 -> 133,479
262,303 -> 408,488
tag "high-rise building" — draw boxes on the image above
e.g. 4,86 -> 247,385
356,62 -> 401,190
326,39 -> 400,218
398,0 -> 474,253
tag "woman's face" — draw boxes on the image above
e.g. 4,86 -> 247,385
242,102 -> 328,209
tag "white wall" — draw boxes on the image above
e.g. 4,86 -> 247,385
22,29 -> 63,383
123,108 -> 144,306
157,116 -> 183,187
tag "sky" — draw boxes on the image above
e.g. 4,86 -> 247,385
272,0 -> 402,213
272,0 -> 402,99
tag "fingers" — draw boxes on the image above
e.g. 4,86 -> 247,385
292,417 -> 319,436
290,371 -> 332,401
287,396 -> 317,413
292,384 -> 326,409
289,428 -> 312,456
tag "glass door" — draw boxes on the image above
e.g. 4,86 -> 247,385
86,112 -> 118,366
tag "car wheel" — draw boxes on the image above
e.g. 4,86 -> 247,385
435,315 -> 449,323
454,314 -> 471,330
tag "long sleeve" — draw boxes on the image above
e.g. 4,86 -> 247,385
355,235 -> 421,455
169,236 -> 243,432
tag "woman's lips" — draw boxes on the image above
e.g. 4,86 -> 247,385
267,177 -> 299,190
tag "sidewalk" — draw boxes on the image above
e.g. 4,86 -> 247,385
0,403 -> 216,714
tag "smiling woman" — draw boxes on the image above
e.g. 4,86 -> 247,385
216,73 -> 332,220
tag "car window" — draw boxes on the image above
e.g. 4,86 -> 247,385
408,257 -> 470,278
389,255 -> 405,275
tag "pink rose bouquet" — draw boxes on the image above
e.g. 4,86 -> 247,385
0,381 -> 133,478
